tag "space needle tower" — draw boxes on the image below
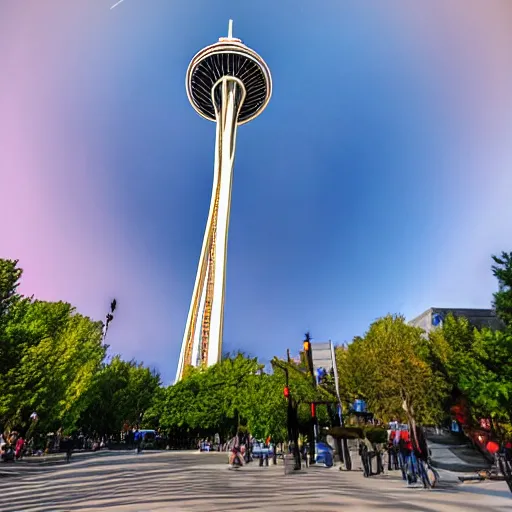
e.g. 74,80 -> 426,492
175,21 -> 272,382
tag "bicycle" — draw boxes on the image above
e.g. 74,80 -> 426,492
496,452 -> 512,493
458,451 -> 512,494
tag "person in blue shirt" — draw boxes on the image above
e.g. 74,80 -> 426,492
134,430 -> 142,454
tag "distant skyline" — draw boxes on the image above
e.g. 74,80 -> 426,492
1,1 -> 511,383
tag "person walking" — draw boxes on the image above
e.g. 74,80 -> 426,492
388,424 -> 399,471
301,443 -> 308,468
64,437 -> 74,463
412,425 -> 434,488
400,426 -> 419,485
15,436 -> 25,460
359,435 -> 374,477
228,433 -> 244,468
134,429 -> 143,454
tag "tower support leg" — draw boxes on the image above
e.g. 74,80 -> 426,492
175,77 -> 246,382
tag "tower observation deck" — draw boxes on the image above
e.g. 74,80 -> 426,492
175,21 -> 272,382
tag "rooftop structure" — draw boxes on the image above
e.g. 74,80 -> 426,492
408,307 -> 504,334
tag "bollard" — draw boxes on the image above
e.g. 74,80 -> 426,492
259,455 -> 264,467
265,454 -> 269,466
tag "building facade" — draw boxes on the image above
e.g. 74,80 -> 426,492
408,307 -> 503,334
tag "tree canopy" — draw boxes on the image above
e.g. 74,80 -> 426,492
334,252 -> 512,441
2,251 -> 512,446
336,315 -> 448,425
0,259 -> 158,439
492,251 -> 512,328
426,315 -> 512,438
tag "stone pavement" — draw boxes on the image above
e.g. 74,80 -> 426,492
1,451 -> 511,511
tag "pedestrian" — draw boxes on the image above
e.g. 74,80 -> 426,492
135,430 -> 143,454
301,443 -> 308,468
387,423 -> 400,471
359,435 -> 374,477
399,426 -> 416,485
15,436 -> 25,460
64,437 -> 74,463
412,425 -> 433,487
228,433 -> 244,468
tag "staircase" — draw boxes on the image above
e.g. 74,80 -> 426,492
425,429 -> 491,473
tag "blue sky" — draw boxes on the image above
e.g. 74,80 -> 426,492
2,0 -> 511,383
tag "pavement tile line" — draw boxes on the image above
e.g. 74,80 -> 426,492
1,452 -> 511,512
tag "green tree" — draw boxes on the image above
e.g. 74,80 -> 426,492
0,258 -> 23,318
141,385 -> 166,430
271,357 -> 335,405
155,354 -> 316,444
158,354 -> 262,440
492,251 -> 512,328
427,314 -> 512,438
335,337 -> 372,412
0,259 -> 29,376
243,370 -> 288,443
337,315 -> 448,426
0,258 -> 161,440
79,356 -> 161,437
0,301 -> 106,433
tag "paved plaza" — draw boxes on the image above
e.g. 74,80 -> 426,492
1,451 -> 511,511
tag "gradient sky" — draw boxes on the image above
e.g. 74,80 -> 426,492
1,0 -> 511,383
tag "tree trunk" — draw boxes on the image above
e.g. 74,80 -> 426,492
402,398 -> 420,452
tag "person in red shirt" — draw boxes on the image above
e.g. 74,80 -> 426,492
398,428 -> 417,484
400,429 -> 413,452
388,428 -> 399,470
15,437 -> 25,460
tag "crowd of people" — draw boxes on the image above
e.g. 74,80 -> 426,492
356,421 -> 437,488
0,432 -> 26,462
0,427 -> 150,463
2,420 -> 508,491
196,433 -> 276,468
386,423 -> 436,488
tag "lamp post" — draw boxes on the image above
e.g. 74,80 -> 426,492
303,333 -> 317,465
285,349 -> 301,470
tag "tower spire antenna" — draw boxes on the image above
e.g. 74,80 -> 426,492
228,19 -> 233,39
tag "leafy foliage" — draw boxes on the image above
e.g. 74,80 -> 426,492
0,259 -> 156,438
427,315 -> 512,435
3,251 -> 512,445
336,315 -> 449,425
492,251 -> 512,328
78,356 -> 161,436
151,353 -> 336,443
157,355 -> 273,440
0,300 -> 106,433
0,259 -> 23,317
